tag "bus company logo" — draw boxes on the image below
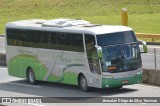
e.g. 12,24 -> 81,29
2,98 -> 12,103
53,53 -> 71,63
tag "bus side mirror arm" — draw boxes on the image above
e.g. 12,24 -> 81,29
95,45 -> 103,59
138,40 -> 148,53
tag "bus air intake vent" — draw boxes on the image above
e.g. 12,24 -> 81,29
42,19 -> 90,27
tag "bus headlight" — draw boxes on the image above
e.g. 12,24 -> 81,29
137,69 -> 142,74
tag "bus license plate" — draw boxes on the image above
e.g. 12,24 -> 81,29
122,80 -> 128,84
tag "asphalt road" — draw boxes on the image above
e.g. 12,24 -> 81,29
1,68 -> 160,97
141,45 -> 160,70
0,67 -> 160,106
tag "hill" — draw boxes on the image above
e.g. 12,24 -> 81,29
1,0 -> 160,35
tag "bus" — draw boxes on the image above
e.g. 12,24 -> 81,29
5,19 -> 147,91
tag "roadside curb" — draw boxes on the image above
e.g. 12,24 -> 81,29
0,53 -> 6,66
142,69 -> 160,86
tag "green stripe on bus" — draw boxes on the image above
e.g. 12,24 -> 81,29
8,54 -> 48,80
48,64 -> 83,85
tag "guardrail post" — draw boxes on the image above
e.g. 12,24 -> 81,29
154,48 -> 157,70
121,8 -> 128,26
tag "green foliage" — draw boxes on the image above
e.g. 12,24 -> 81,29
1,0 -> 160,41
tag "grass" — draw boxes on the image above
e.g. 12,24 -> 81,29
0,0 -> 160,41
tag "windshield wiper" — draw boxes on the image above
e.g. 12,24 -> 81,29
117,48 -> 126,70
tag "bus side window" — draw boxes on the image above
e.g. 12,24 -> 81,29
58,32 -> 70,46
7,29 -> 84,52
7,29 -> 21,46
27,31 -> 41,48
85,34 -> 101,75
50,32 -> 58,49
50,32 -> 71,51
69,33 -> 84,52
40,31 -> 50,48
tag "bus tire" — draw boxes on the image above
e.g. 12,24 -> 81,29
27,68 -> 36,85
79,74 -> 89,92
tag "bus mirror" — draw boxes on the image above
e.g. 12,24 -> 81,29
138,40 -> 148,53
95,45 -> 103,59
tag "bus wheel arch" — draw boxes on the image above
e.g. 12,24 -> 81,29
78,73 -> 89,92
26,67 -> 36,85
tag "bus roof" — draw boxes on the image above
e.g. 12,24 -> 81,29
6,19 -> 133,35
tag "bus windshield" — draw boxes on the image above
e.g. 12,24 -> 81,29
101,44 -> 142,72
96,31 -> 142,72
97,31 -> 137,46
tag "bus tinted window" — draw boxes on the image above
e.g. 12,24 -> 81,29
50,32 -> 57,44
40,31 -> 50,48
6,28 -> 84,52
58,33 -> 70,45
97,31 -> 137,46
69,33 -> 84,52
50,32 -> 84,52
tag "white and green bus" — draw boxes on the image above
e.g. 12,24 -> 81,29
5,19 -> 147,91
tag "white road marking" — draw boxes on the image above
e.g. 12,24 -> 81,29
0,67 -> 7,70
8,82 -> 41,88
136,84 -> 160,89
140,103 -> 147,105
28,103 -> 46,106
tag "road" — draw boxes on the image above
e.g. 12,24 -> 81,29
1,68 -> 160,97
141,45 -> 160,70
0,67 -> 160,106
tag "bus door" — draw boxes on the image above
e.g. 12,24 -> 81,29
85,34 -> 102,87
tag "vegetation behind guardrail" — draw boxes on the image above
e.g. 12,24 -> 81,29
1,0 -> 160,34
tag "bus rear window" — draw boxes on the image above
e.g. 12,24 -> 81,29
97,31 -> 137,46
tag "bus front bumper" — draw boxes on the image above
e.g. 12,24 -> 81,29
102,73 -> 142,88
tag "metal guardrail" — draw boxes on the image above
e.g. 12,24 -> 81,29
136,33 -> 160,42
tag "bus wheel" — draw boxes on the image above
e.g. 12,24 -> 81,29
79,75 -> 89,92
27,68 -> 36,85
